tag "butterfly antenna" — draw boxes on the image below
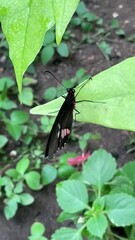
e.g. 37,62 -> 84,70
75,77 -> 92,97
45,71 -> 65,88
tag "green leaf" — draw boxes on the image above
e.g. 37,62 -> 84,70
43,29 -> 55,45
57,42 -> 69,57
115,29 -> 125,36
14,182 -> 23,193
25,171 -> 41,190
30,222 -> 45,236
56,180 -> 89,213
16,157 -> 30,175
30,57 -> 135,132
10,110 -> 29,124
110,19 -> 119,28
41,45 -> 55,64
0,98 -> 17,110
0,134 -> 8,148
41,164 -> 57,186
20,193 -> 34,205
82,149 -> 116,190
52,227 -> 83,240
105,193 -> 135,226
76,1 -> 87,16
110,175 -> 134,195
23,77 -> 37,86
53,0 -> 80,44
127,34 -> 135,42
57,211 -> 78,223
44,87 -> 57,101
58,165 -> 75,180
4,200 -> 18,220
86,214 -> 107,238
20,87 -> 33,106
6,169 -> 19,179
121,161 -> 135,185
6,123 -> 22,140
0,77 -> 15,91
0,1 -> 54,93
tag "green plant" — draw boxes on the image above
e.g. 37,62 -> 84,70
0,0 -> 80,93
41,28 -> 70,64
0,157 -> 57,219
51,149 -> 135,240
28,222 -> 48,240
31,57 -> 135,132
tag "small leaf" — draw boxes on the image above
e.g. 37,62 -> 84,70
52,227 -> 83,240
0,77 -> 15,91
57,211 -> 78,223
86,214 -> 107,238
23,77 -> 37,86
20,87 -> 33,106
0,134 -> 8,148
31,222 -> 45,236
44,87 -> 57,101
0,98 -> 17,110
14,182 -> 23,193
25,171 -> 41,190
76,1 -> 87,16
10,110 -> 29,124
16,157 -> 30,175
56,180 -> 89,213
121,161 -> 135,185
6,123 -> 22,140
41,45 -> 55,64
57,42 -> 69,57
105,193 -> 135,226
110,19 -> 119,28
115,29 -> 125,36
41,164 -> 57,185
6,169 -> 19,179
82,149 -> 116,190
58,165 -> 75,180
43,30 -> 55,45
20,193 -> 34,205
4,200 -> 18,220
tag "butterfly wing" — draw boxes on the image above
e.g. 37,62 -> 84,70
45,100 -> 73,159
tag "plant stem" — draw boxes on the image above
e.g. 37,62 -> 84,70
129,224 -> 135,240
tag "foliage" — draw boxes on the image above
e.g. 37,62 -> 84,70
31,57 -> 135,132
28,222 -> 48,240
52,149 -> 135,240
0,0 -> 80,93
0,157 -> 57,219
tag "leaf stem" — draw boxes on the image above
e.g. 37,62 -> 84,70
129,224 -> 135,240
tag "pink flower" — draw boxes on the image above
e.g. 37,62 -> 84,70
68,151 -> 90,166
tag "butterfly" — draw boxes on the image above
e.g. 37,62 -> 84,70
44,72 -> 92,159
45,87 -> 76,159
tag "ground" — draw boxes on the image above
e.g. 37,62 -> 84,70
0,0 -> 135,239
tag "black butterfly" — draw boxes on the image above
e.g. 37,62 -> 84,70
45,87 -> 76,159
44,72 -> 92,159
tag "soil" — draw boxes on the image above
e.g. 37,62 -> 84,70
1,0 -> 135,239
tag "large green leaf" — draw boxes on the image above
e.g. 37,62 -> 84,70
82,149 -> 116,190
105,193 -> 135,226
56,180 -> 89,213
0,0 -> 54,93
0,0 -> 80,93
30,57 -> 135,131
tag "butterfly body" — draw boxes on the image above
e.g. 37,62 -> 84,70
45,88 -> 76,159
